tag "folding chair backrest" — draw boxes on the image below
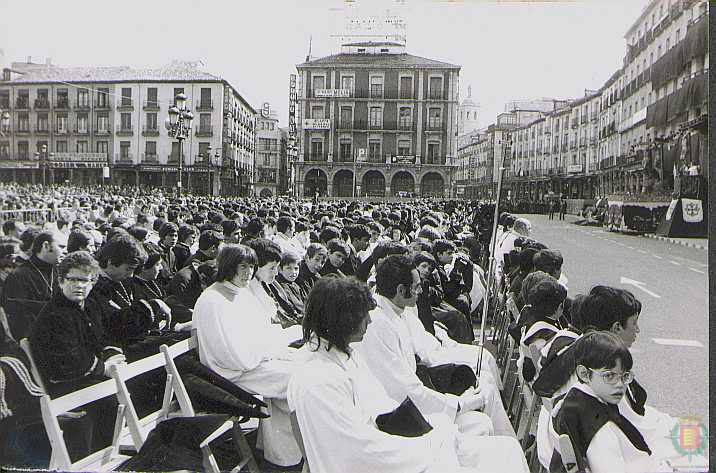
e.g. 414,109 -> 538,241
109,350 -> 175,450
516,384 -> 541,442
19,337 -> 48,393
557,434 -> 579,473
41,377 -> 130,471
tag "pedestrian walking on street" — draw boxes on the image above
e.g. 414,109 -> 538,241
559,198 -> 567,220
548,201 -> 556,220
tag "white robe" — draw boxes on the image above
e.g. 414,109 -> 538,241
357,295 -> 516,437
287,340 -> 529,473
192,281 -> 304,466
271,232 -> 306,259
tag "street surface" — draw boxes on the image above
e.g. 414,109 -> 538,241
517,213 -> 708,426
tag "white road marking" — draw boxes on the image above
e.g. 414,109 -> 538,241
653,255 -> 663,259
620,276 -> 661,298
626,246 -> 635,250
637,250 -> 647,254
669,260 -> 681,266
688,268 -> 705,274
652,338 -> 704,348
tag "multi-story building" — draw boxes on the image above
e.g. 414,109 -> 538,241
254,103 -> 283,197
0,60 -> 256,195
294,39 -> 460,198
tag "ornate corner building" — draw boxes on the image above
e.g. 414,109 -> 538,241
293,39 -> 460,198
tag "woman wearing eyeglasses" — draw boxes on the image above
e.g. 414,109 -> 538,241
548,332 -> 664,473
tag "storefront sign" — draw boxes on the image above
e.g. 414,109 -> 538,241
50,162 -> 105,169
0,161 -> 39,169
303,119 -> 331,130
567,164 -> 583,173
50,152 -> 107,163
392,155 -> 416,165
314,89 -> 350,98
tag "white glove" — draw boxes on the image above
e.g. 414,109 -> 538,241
458,387 -> 485,412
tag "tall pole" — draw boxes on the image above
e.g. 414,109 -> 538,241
178,137 -> 183,196
477,153 -> 506,375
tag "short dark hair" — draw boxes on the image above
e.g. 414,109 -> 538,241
96,234 -> 147,269
579,286 -> 642,332
280,252 -> 300,267
305,243 -> 327,259
178,224 -> 199,243
215,244 -> 257,282
520,271 -> 553,308
573,331 -> 633,377
526,276 -> 567,315
413,251 -> 437,269
20,228 -> 40,253
2,220 -> 20,235
57,250 -> 100,280
67,229 -> 93,253
244,218 -> 264,237
31,231 -> 56,256
417,226 -> 441,242
159,222 -> 179,239
371,241 -> 408,263
127,225 -> 149,242
433,239 -> 455,256
346,224 -> 370,242
376,254 -> 416,299
221,220 -> 240,238
533,249 -> 563,276
198,230 -> 224,251
326,238 -> 349,256
303,276 -> 376,355
246,238 -> 282,268
276,216 -> 294,234
319,226 -> 341,244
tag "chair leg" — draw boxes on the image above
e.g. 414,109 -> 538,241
231,421 -> 261,473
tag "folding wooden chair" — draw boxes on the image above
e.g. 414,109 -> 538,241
515,384 -> 542,471
159,337 -> 260,473
19,337 -> 48,393
40,377 -> 132,471
557,433 -> 579,473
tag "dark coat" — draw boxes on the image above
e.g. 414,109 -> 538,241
165,259 -> 217,324
2,256 -> 58,340
173,243 -> 192,270
295,260 -> 320,295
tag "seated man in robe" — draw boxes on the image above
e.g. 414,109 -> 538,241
192,244 -> 305,468
288,276 -> 529,473
357,255 -> 516,438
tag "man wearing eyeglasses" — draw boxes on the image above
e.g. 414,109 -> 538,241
30,250 -> 124,456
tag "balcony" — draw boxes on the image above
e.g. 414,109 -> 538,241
591,112 -> 599,122
55,99 -> 70,110
143,100 -> 160,111
368,121 -> 383,130
166,153 -> 186,164
114,153 -> 134,164
337,120 -> 354,130
195,125 -> 213,137
15,126 -> 30,134
34,126 -> 50,135
94,127 -> 111,136
589,137 -> 597,146
579,139 -> 587,148
117,101 -> 133,111
116,125 -> 134,136
95,99 -> 111,110
141,153 -> 159,163
196,100 -> 213,111
428,91 -> 443,100
569,142 -> 577,150
544,129 -> 551,135
142,126 -> 160,137
15,98 -> 29,110
75,102 -> 91,111
398,121 -> 415,131
34,99 -> 50,110
305,153 -> 327,162
370,85 -> 383,99
75,127 -> 90,136
426,120 -> 442,131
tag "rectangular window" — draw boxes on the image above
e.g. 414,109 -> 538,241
121,88 -> 132,107
312,76 -> 325,95
96,141 -> 108,154
341,76 -> 353,94
56,114 -> 68,133
120,141 -> 130,159
146,112 -> 157,130
200,88 -> 211,108
340,106 -> 352,127
97,88 -> 109,107
397,139 -> 411,156
400,76 -> 413,99
18,113 -> 29,132
147,88 -> 158,107
18,141 -> 28,159
310,140 -> 323,160
370,76 -> 383,98
145,141 -> 157,160
369,107 -> 382,128
339,139 -> 352,162
77,114 -> 88,133
97,113 -> 108,132
173,88 -> 184,105
56,141 -> 68,153
76,141 -> 89,153
368,140 -> 381,162
37,113 -> 49,132
121,113 -> 131,130
77,90 -> 89,107
0,141 -> 8,158
0,91 -> 9,109
199,113 -> 211,132
36,89 -> 49,108
399,107 -> 412,128
429,77 -> 443,99
311,106 -> 324,119
428,108 -> 441,128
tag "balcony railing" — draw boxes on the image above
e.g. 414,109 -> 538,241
398,121 -> 414,131
305,153 -> 327,162
95,99 -> 111,109
0,100 -> 9,109
117,100 -> 133,110
196,100 -> 213,111
114,153 -> 134,163
55,99 -> 70,110
34,99 -> 50,110
426,120 -> 442,130
75,102 -> 91,110
94,127 -> 111,136
368,121 -> 383,130
142,153 -> 159,163
142,126 -> 160,137
428,91 -> 443,100
143,100 -> 160,110
75,127 -> 90,135
15,125 -> 30,134
195,125 -> 213,137
116,125 -> 134,136
337,120 -> 354,130
35,125 -> 50,135
370,85 -> 383,99
15,98 -> 29,109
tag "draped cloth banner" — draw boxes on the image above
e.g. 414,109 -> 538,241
681,198 -> 703,223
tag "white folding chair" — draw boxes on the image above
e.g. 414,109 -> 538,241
40,377 -> 131,471
19,338 -> 48,394
159,336 -> 260,473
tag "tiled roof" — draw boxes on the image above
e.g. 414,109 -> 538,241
297,53 -> 460,69
6,61 -> 223,84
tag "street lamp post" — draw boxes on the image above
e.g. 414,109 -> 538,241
205,145 -> 221,196
164,93 -> 193,195
35,144 -> 53,186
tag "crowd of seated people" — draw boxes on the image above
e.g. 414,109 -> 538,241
0,186 -> 693,472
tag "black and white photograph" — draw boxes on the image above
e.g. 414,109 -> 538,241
0,0 -> 709,471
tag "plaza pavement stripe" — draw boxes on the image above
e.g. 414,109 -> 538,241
688,268 -> 705,274
637,250 -> 647,254
652,255 -> 663,259
652,338 -> 704,348
669,260 -> 681,265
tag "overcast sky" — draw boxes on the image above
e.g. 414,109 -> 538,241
1,0 -> 649,128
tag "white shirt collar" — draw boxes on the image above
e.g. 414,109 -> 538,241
376,294 -> 405,318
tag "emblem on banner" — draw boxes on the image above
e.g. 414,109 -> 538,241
681,199 -> 703,223
666,415 -> 709,462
